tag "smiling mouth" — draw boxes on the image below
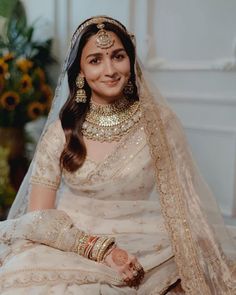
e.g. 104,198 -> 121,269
103,78 -> 120,86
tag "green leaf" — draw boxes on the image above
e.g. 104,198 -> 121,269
24,26 -> 34,42
0,0 -> 17,18
11,0 -> 27,28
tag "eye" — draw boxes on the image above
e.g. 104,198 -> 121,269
89,57 -> 101,64
114,54 -> 125,61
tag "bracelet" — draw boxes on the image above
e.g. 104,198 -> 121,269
91,236 -> 108,261
73,230 -> 85,252
97,237 -> 116,262
76,232 -> 116,262
84,236 -> 98,258
101,243 -> 116,262
77,233 -> 90,256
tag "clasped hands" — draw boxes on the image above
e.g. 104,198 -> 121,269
102,246 -> 145,288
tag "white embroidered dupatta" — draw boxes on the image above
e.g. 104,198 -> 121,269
138,71 -> 236,294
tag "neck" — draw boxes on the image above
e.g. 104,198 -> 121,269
82,96 -> 141,142
91,96 -> 124,106
89,97 -> 130,114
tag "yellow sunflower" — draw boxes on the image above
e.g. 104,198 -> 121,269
27,102 -> 44,120
16,58 -> 33,73
0,59 -> 9,77
40,84 -> 53,109
0,91 -> 20,111
20,74 -> 32,93
34,67 -> 46,84
3,52 -> 14,62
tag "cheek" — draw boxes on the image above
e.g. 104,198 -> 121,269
81,62 -> 101,81
119,60 -> 131,77
84,68 -> 101,81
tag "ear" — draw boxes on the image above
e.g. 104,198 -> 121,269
79,70 -> 85,77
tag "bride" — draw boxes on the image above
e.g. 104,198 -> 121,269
0,16 -> 235,295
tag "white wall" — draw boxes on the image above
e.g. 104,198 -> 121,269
22,0 -> 236,219
146,0 -> 236,218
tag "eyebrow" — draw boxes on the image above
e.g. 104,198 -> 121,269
86,48 -> 126,60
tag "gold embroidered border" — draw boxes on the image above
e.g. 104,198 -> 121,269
140,80 -> 211,295
0,267 -> 123,292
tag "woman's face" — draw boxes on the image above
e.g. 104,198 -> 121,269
80,31 -> 131,104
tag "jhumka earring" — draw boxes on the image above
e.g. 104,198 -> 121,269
75,75 -> 87,103
123,79 -> 134,96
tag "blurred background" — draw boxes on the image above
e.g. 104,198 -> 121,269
0,0 -> 236,223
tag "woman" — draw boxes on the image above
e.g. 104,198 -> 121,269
0,16 -> 235,294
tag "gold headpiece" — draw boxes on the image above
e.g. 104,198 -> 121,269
71,16 -> 135,47
95,23 -> 114,49
77,17 -> 126,35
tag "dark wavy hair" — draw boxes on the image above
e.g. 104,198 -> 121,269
59,18 -> 138,172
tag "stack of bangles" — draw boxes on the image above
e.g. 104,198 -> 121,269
77,232 -> 116,262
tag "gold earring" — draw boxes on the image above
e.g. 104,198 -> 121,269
123,79 -> 134,96
75,75 -> 87,103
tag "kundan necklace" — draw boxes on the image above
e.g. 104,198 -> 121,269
82,97 -> 141,142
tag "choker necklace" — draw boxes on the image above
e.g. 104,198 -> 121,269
82,97 -> 141,142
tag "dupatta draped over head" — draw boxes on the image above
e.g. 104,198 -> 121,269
7,16 -> 236,294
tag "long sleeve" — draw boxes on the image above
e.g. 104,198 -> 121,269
0,209 -> 82,253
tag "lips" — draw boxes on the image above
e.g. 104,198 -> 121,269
103,78 -> 120,86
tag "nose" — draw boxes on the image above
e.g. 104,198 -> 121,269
104,58 -> 116,77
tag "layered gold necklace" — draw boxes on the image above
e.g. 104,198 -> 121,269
82,97 -> 141,142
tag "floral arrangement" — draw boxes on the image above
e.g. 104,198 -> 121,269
0,0 -> 55,127
0,0 -> 56,217
0,53 -> 53,127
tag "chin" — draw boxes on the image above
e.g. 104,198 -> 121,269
100,89 -> 124,99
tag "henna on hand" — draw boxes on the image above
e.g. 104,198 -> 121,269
111,248 -> 128,266
102,246 -> 145,289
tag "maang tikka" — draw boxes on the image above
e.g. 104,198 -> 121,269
95,23 -> 114,49
75,75 -> 87,103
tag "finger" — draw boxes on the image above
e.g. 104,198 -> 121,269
127,257 -> 138,271
133,264 -> 145,282
127,269 -> 142,288
124,268 -> 133,280
122,273 -> 133,287
129,276 -> 141,288
134,262 -> 144,274
132,268 -> 143,283
134,261 -> 142,269
127,255 -> 137,266
123,268 -> 139,288
133,268 -> 144,281
130,255 -> 138,264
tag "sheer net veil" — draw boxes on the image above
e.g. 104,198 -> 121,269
7,46 -> 70,219
7,15 -> 236,294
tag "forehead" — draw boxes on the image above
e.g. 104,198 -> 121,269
82,31 -> 124,55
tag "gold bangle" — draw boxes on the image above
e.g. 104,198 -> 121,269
97,237 -> 115,262
91,237 -> 107,261
73,230 -> 85,252
88,236 -> 99,259
77,234 -> 116,262
101,243 -> 116,262
77,233 -> 90,256
84,236 -> 98,258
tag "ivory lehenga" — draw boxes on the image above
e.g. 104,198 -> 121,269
0,16 -> 235,295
